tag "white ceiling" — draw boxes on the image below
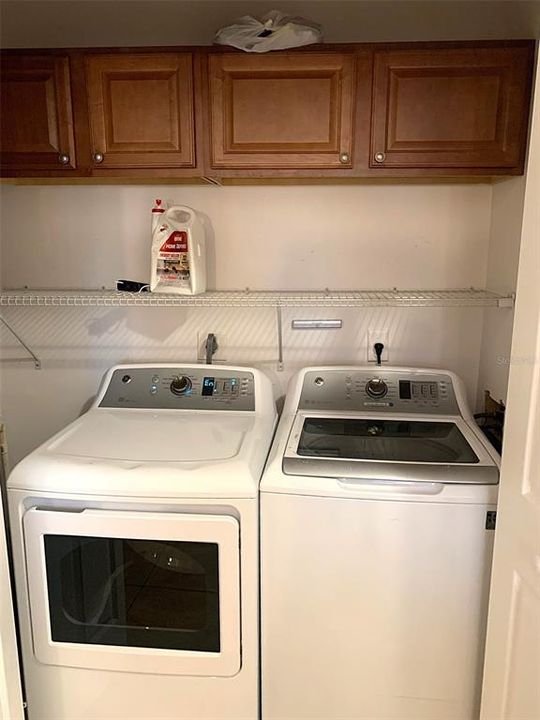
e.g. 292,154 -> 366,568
1,0 -> 539,48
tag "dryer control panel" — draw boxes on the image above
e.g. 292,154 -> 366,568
99,367 -> 255,410
299,370 -> 459,415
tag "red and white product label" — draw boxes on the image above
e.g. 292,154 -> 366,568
159,231 -> 188,253
156,230 -> 190,285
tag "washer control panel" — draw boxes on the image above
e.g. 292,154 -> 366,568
299,370 -> 459,415
99,367 -> 255,410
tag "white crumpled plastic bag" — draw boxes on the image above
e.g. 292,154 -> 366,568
214,10 -> 323,53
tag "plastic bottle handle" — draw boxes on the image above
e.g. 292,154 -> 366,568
164,205 -> 195,227
165,205 -> 193,215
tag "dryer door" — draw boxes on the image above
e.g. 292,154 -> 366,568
23,508 -> 241,676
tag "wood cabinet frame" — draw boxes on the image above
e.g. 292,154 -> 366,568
1,48 -> 207,180
0,40 -> 534,182
370,46 -> 533,171
200,49 -> 373,179
85,53 -> 196,171
0,54 -> 77,172
208,53 -> 356,170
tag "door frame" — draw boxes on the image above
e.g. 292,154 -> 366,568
480,48 -> 540,720
0,431 -> 24,720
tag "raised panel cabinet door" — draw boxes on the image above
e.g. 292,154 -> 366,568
0,55 -> 76,171
371,46 -> 532,170
209,53 -> 355,169
86,53 -> 195,169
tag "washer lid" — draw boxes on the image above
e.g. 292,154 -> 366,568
296,417 -> 479,463
48,410 -> 252,463
283,413 -> 499,484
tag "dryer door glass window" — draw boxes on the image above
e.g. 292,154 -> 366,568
297,419 -> 479,463
44,536 -> 220,651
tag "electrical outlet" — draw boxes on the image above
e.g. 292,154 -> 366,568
197,331 -> 228,363
367,329 -> 389,363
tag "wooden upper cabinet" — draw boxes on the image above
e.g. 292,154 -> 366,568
371,46 -> 532,170
0,43 -> 533,179
208,53 -> 356,169
85,53 -> 196,169
0,55 -> 76,171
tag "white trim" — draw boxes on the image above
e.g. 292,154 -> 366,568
0,495 -> 23,720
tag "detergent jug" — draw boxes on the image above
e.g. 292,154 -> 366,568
150,205 -> 207,295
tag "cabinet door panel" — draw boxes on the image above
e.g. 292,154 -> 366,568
209,53 -> 355,169
86,54 -> 195,169
0,55 -> 76,170
371,47 -> 532,169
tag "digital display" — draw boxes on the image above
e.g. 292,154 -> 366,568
399,380 -> 439,400
399,380 -> 412,399
202,377 -> 215,396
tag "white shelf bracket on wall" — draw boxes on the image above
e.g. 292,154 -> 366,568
496,293 -> 516,308
0,314 -> 41,369
276,306 -> 284,372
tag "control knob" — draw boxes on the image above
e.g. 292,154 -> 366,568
170,375 -> 192,396
365,378 -> 388,398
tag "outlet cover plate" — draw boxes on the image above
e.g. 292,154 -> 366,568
197,332 -> 228,363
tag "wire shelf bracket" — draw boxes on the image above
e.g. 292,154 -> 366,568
0,314 -> 41,369
276,306 -> 284,372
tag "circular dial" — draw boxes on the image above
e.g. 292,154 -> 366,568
365,378 -> 388,399
170,375 -> 192,396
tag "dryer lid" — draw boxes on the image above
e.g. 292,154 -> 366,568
47,410 -> 252,463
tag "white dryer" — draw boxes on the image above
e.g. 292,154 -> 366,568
8,364 -> 276,720
261,366 -> 499,720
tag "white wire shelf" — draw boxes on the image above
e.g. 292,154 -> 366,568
0,288 -> 514,308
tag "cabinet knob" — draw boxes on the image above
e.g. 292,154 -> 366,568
93,152 -> 105,164
58,153 -> 70,165
339,152 -> 350,164
374,152 -> 386,163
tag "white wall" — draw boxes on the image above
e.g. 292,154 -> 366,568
477,177 -> 526,407
0,184 -> 491,291
0,182 -> 494,466
2,0 -> 539,48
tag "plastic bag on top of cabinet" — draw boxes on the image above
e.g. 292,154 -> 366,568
214,10 -> 323,53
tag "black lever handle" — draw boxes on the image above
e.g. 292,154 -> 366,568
374,342 -> 384,366
205,333 -> 218,365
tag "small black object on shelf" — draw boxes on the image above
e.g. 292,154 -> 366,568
116,280 -> 150,293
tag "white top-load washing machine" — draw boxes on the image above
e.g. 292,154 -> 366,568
261,366 -> 499,720
8,364 -> 276,720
